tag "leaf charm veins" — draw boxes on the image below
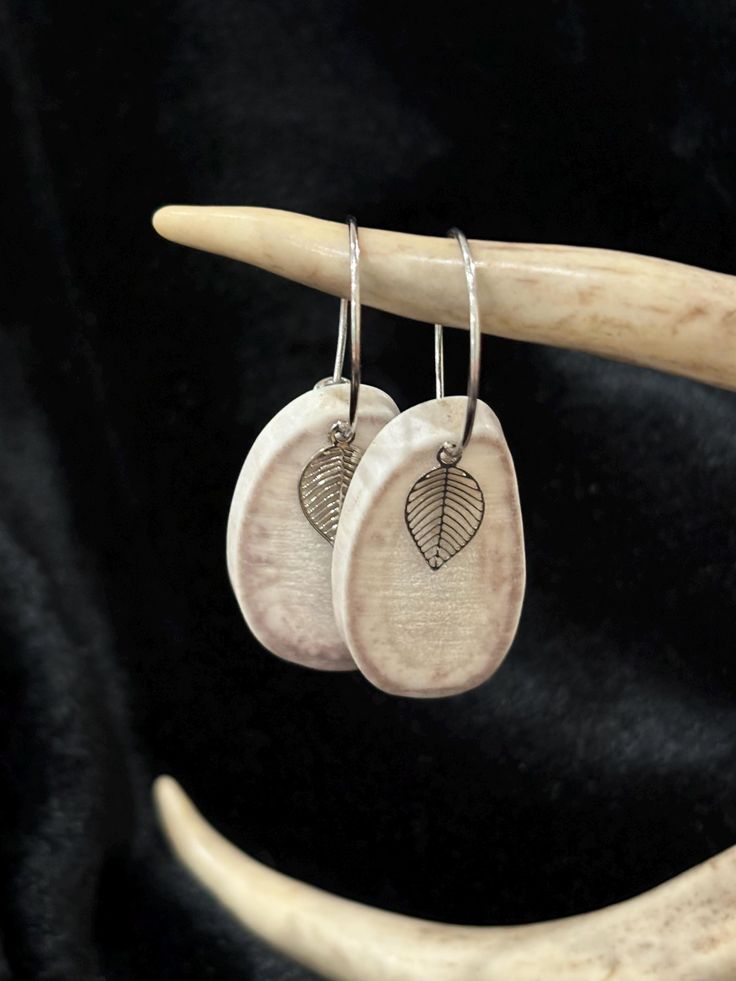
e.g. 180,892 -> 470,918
299,442 -> 362,544
405,463 -> 485,570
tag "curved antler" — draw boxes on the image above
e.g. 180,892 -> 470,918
154,777 -> 736,981
152,206 -> 736,390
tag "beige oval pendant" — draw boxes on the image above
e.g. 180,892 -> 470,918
227,383 -> 399,670
332,396 -> 525,697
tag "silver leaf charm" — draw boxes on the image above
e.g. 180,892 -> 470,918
299,442 -> 362,544
405,463 -> 485,570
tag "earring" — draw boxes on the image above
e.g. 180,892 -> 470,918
227,217 -> 399,671
332,229 -> 526,698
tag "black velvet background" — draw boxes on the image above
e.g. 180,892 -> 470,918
2,0 -> 736,977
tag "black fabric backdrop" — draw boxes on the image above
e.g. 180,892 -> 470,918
2,0 -> 736,978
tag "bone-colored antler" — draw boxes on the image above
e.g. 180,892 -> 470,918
152,206 -> 736,390
154,777 -> 736,981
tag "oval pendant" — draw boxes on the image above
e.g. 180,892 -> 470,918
227,383 -> 399,670
332,396 -> 525,697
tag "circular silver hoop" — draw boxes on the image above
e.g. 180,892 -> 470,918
331,297 -> 349,385
434,227 -> 481,465
347,215 -> 361,433
327,216 -> 361,438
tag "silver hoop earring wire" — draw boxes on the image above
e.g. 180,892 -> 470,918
329,215 -> 361,444
347,215 -> 361,435
434,227 -> 481,466
332,297 -> 348,384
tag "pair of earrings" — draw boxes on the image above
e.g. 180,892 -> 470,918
227,218 -> 525,698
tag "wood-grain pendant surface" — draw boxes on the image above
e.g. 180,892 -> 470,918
332,396 -> 525,697
227,383 -> 399,671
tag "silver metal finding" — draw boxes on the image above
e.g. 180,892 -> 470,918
332,298 -> 348,384
347,215 -> 361,434
298,216 -> 363,543
434,322 -> 445,400
320,217 -> 361,441
434,227 -> 481,466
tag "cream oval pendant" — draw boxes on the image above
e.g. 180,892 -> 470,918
227,381 -> 398,670
332,396 -> 525,696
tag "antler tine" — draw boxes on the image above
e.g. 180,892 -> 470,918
154,777 -> 736,981
153,205 -> 736,390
